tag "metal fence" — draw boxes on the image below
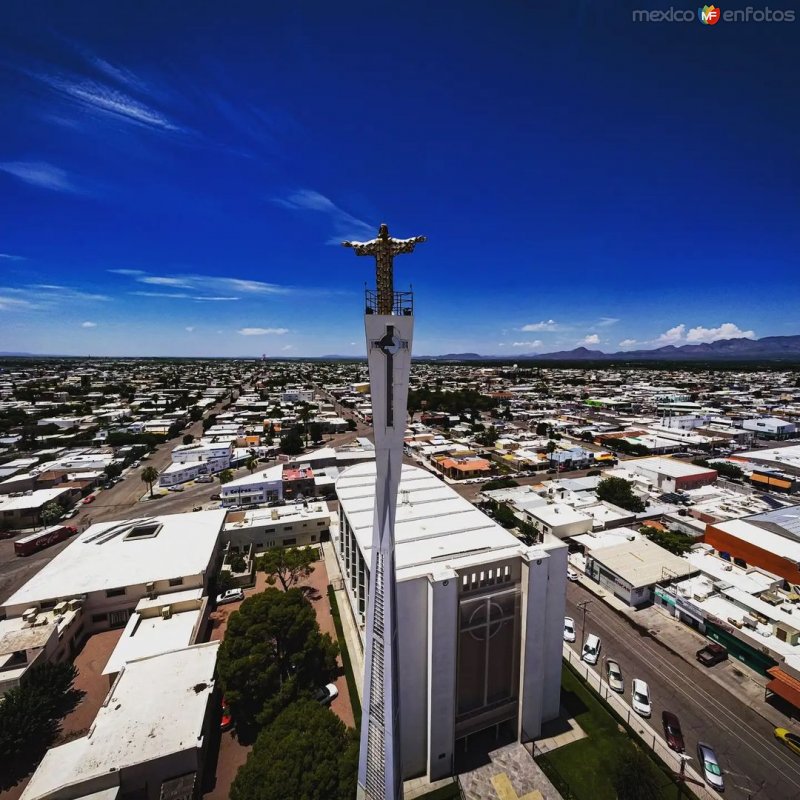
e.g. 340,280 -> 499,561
561,646 -> 721,800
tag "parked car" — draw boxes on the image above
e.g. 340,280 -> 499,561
662,711 -> 685,752
696,642 -> 728,666
313,683 -> 339,706
631,679 -> 651,717
210,493 -> 221,501
196,475 -> 214,483
216,588 -> 244,605
220,697 -> 233,731
567,568 -> 579,582
696,742 -> 724,791
82,495 -> 95,505
775,727 -> 800,756
582,634 -> 601,665
605,659 -> 624,693
192,505 -> 203,512
563,617 -> 576,642
168,485 -> 185,492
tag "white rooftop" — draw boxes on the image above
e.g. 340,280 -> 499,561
627,456 -> 717,479
3,510 -> 225,608
21,642 -> 220,800
222,464 -> 283,489
336,463 -> 523,574
588,537 -> 696,588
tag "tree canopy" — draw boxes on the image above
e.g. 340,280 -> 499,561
612,746 -> 664,800
40,501 -> 63,528
640,525 -> 695,556
258,546 -> 316,591
694,458 -> 744,480
280,428 -> 304,456
216,588 -> 338,738
596,476 -> 646,512
230,700 -> 357,800
140,466 -> 159,497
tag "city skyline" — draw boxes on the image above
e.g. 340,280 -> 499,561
2,1 -> 798,357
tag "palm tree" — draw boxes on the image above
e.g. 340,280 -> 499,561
246,456 -> 258,474
297,403 -> 313,447
141,466 -> 159,498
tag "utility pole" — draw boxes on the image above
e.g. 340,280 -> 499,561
578,599 -> 592,650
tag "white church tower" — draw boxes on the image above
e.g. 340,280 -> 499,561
343,224 -> 426,800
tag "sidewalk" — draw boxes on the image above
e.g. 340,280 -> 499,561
321,538 -> 364,698
570,565 -> 791,730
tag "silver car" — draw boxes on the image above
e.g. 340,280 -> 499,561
605,659 -> 624,693
697,742 -> 724,791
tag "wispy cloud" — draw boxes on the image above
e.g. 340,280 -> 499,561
597,317 -> 619,327
274,189 -> 374,244
0,253 -> 25,261
520,319 -> 560,332
0,295 -> 40,311
238,327 -> 289,336
81,321 -> 97,328
511,340 -> 543,348
0,161 -> 79,193
113,269 -> 293,298
0,284 -> 109,309
32,284 -> 110,302
185,326 -> 195,333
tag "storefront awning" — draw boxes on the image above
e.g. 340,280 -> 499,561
766,667 -> 800,709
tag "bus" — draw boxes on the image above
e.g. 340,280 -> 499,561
14,525 -> 76,557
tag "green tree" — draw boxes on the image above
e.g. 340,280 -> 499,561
216,569 -> 237,594
346,418 -> 356,431
535,422 -> 549,436
297,403 -> 314,447
227,552 -> 247,573
308,421 -> 324,444
475,426 -> 499,447
40,501 -> 63,528
640,525 -> 694,556
230,700 -> 358,800
202,413 -> 217,432
259,546 -> 316,591
546,440 -> 557,454
189,406 -> 203,422
218,469 -> 234,485
246,456 -> 258,474
183,433 -> 195,445
141,466 -> 159,498
481,477 -> 519,491
613,746 -> 663,800
216,588 -> 338,736
694,458 -> 744,480
104,462 -> 123,480
596,477 -> 646,513
280,428 -> 304,456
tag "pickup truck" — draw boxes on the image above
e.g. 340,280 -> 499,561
696,642 -> 728,666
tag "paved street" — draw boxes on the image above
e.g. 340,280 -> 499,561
565,581 -> 800,800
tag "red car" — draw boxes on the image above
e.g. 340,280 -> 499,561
82,495 -> 96,505
220,698 -> 233,732
662,710 -> 685,753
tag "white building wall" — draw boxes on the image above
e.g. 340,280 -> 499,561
541,541 -> 567,721
519,552 -> 549,740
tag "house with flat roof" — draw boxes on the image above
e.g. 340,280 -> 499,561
334,462 -> 567,784
21,642 -> 220,800
625,456 -> 718,492
220,464 -> 283,507
223,501 -> 331,553
2,510 -> 225,631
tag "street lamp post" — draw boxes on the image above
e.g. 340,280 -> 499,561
578,599 -> 593,652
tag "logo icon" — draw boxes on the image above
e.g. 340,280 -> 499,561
699,4 -> 721,24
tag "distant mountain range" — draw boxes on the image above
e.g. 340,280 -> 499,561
419,335 -> 800,362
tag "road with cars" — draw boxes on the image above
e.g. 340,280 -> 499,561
566,580 -> 800,800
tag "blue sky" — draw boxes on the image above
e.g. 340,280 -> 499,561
1,1 -> 798,357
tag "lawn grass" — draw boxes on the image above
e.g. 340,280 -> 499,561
327,583 -> 362,727
537,663 -> 686,800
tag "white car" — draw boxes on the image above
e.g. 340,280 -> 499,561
313,683 -> 339,705
216,588 -> 244,605
631,678 -> 652,717
563,617 -> 576,642
567,568 -> 579,582
582,634 -> 601,665
606,659 -> 624,693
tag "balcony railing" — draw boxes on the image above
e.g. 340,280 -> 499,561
365,288 -> 413,316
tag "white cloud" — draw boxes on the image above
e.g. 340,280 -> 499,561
274,189 -> 374,243
511,340 -> 543,349
0,253 -> 25,261
113,270 -> 291,298
140,276 -> 193,288
520,319 -> 559,332
597,317 -> 619,327
281,344 -> 294,351
81,321 -> 97,328
0,295 -> 39,311
686,322 -> 755,343
618,339 -> 638,348
238,327 -> 289,336
185,326 -> 195,332
655,324 -> 686,345
581,334 -> 600,346
0,161 -> 79,193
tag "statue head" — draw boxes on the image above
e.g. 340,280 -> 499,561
378,223 -> 389,239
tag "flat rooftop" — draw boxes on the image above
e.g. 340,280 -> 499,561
589,537 -> 696,588
336,463 -> 523,574
627,456 -> 717,479
21,642 -> 220,800
3,510 -> 225,609
225,501 -> 331,529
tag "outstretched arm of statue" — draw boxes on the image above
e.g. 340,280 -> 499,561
342,240 -> 377,256
390,235 -> 427,255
